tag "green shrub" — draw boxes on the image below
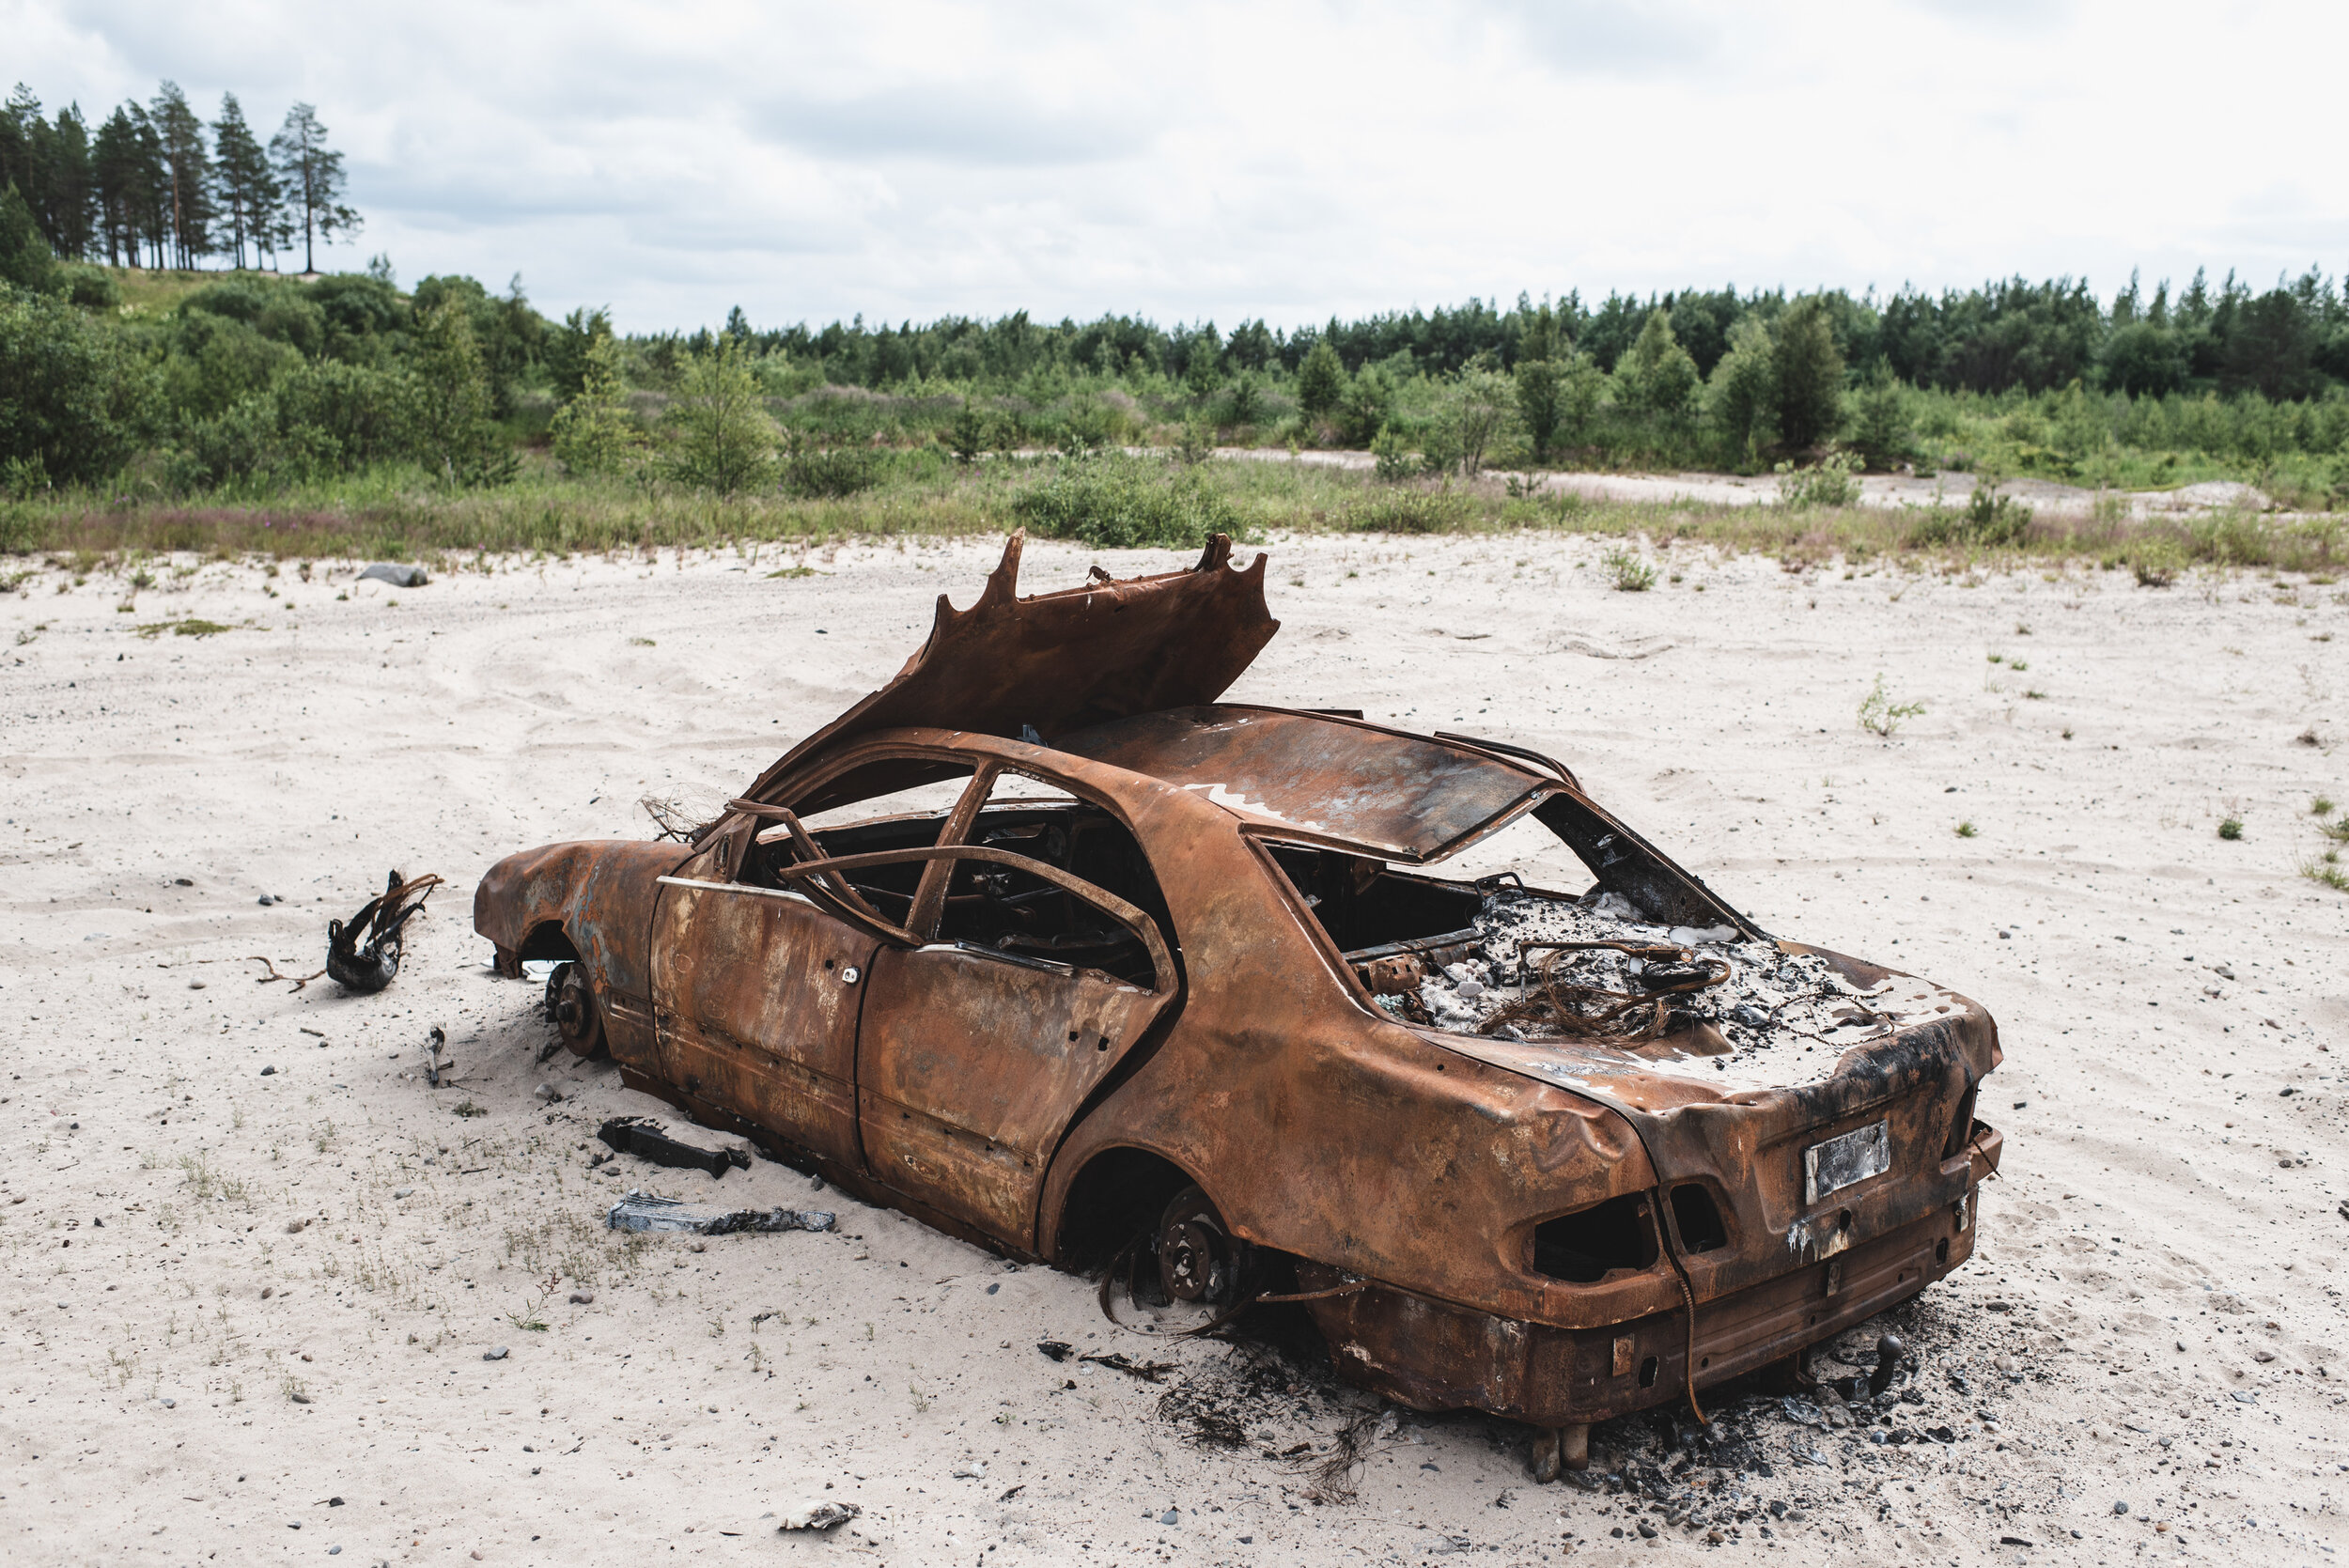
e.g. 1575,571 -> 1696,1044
1344,489 -> 1472,534
549,332 -> 642,477
1963,477 -> 2033,545
2132,537 -> 2184,586
1848,364 -> 1913,471
660,336 -> 775,495
1370,424 -> 1416,482
1515,355 -> 1564,459
781,432 -> 883,498
1775,451 -> 1859,509
59,265 -> 119,310
1705,317 -> 1775,462
1297,341 -> 1344,416
1450,367 -> 1515,476
1603,549 -> 1657,591
946,400 -> 990,464
412,298 -> 515,487
0,285 -> 155,489
1335,366 -> 1395,447
1172,420 -> 1214,467
1615,310 -> 1699,418
0,186 -> 55,294
1772,296 -> 1844,449
1012,455 -> 1240,548
1217,375 -> 1265,428
1858,674 -> 1924,737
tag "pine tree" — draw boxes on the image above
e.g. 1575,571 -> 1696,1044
1705,316 -> 1776,461
1770,297 -> 1845,451
1296,339 -> 1344,416
90,103 -> 167,268
0,85 -> 39,213
549,330 -> 643,476
270,103 -> 359,274
210,94 -> 274,271
45,104 -> 95,262
661,336 -> 776,494
148,82 -> 213,268
1617,309 -> 1698,415
412,298 -> 511,486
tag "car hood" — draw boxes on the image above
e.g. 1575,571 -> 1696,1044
739,531 -> 1278,807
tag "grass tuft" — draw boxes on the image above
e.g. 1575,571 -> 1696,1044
1859,674 -> 1925,738
1603,550 -> 1657,592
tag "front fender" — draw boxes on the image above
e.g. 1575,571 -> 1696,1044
474,839 -> 692,1058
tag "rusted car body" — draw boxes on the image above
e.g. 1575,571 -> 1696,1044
476,534 -> 2002,1472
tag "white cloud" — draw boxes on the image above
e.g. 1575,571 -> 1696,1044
6,0 -> 2343,332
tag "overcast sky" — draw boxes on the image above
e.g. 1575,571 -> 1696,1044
8,0 -> 2345,334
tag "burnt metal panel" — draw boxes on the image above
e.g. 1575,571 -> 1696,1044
859,944 -> 1171,1249
739,531 -> 1277,815
473,838 -> 691,1064
648,881 -> 877,1170
1303,1201 -> 1975,1426
1051,706 -> 1547,862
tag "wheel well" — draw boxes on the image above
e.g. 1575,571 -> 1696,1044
517,922 -> 582,963
1052,1147 -> 1196,1270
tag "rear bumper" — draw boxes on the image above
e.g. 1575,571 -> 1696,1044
1304,1158 -> 1990,1428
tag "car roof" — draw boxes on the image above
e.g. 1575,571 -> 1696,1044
1052,706 -> 1548,863
733,532 -> 1553,864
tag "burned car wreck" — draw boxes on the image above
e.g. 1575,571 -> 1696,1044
475,533 -> 2002,1477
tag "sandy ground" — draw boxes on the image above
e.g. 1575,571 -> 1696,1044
1215,447 -> 2282,520
2,532 -> 2346,1567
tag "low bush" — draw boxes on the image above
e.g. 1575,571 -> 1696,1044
1343,488 -> 1472,534
1012,455 -> 1241,548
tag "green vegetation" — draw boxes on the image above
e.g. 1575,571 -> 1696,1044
6,78 -> 2349,558
1602,549 -> 1657,592
2218,817 -> 2245,841
1859,675 -> 1925,738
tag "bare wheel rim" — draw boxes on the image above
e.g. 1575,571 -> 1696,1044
1155,1185 -> 1242,1307
546,962 -> 605,1057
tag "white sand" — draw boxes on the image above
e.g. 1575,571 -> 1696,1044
2,533 -> 2344,1563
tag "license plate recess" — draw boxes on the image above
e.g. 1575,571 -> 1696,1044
1804,1119 -> 1890,1204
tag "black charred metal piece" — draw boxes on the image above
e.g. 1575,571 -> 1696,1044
326,870 -> 443,993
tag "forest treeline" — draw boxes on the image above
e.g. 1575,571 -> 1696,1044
2,81 -> 358,277
1,74 -> 2345,518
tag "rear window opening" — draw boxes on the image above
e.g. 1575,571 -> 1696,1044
1669,1185 -> 1729,1252
1531,1194 -> 1658,1283
1264,843 -> 1488,956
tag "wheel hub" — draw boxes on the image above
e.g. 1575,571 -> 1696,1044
1159,1218 -> 1224,1302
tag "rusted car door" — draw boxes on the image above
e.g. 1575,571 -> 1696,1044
858,933 -> 1170,1247
648,874 -> 877,1170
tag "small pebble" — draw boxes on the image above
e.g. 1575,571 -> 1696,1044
259,1065 -> 276,1077
2113,1501 -> 2129,1515
568,1291 -> 594,1305
188,979 -> 206,990
1160,1509 -> 1180,1526
160,1397 -> 175,1408
484,1345 -> 509,1361
257,894 -> 274,906
393,1187 -> 413,1200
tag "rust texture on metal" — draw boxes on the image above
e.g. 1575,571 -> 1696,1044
474,530 -> 2003,1440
